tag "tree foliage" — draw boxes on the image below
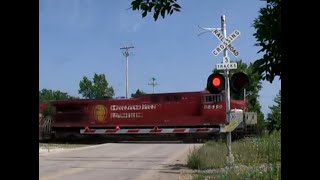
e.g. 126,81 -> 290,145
130,0 -> 181,21
266,89 -> 281,132
131,89 -> 146,98
253,0 -> 281,83
78,73 -> 115,99
39,88 -> 75,102
213,60 -> 265,127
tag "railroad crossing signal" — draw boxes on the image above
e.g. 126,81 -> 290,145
206,72 -> 249,95
212,29 -> 240,57
200,15 -> 243,165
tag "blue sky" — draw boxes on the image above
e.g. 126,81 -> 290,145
39,0 -> 281,116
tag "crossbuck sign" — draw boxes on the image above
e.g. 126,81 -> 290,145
211,29 -> 241,70
212,29 -> 240,57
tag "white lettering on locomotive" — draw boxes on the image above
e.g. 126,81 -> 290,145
111,113 -> 143,118
109,104 -> 156,119
111,104 -> 156,111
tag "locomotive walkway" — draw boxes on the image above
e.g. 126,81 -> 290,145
39,142 -> 201,180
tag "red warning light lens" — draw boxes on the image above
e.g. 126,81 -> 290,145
212,77 -> 221,87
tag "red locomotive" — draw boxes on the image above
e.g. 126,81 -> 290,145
39,91 -> 255,141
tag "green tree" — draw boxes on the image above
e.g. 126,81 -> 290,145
39,88 -> 75,102
213,60 -> 265,128
266,89 -> 281,132
78,73 -> 115,99
130,0 -> 181,21
253,0 -> 281,83
131,89 -> 146,98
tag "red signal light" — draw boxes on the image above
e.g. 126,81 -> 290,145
212,77 -> 221,87
207,73 -> 225,94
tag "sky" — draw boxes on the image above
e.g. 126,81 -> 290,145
39,0 -> 281,116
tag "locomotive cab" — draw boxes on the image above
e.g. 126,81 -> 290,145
201,93 -> 226,125
201,92 -> 247,125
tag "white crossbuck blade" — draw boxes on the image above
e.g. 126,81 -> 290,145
211,29 -> 241,57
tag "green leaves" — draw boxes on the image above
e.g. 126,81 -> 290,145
39,89 -> 75,102
78,73 -> 115,99
172,3 -> 181,9
253,0 -> 281,83
79,76 -> 94,99
130,0 -> 182,21
131,0 -> 142,10
142,10 -> 148,17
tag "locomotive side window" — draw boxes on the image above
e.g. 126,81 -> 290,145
165,95 -> 181,102
202,94 -> 223,104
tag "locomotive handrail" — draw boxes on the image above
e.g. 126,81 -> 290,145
39,116 -> 52,140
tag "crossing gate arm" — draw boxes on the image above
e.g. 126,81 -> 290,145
80,127 -> 220,135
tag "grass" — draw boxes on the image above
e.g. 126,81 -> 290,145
186,130 -> 281,179
189,164 -> 280,180
187,141 -> 228,169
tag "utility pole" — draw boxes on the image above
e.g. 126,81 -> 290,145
148,77 -> 158,94
120,45 -> 134,99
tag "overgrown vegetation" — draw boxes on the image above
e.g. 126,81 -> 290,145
187,131 -> 281,179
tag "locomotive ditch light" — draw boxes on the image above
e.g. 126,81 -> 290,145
207,73 -> 225,94
230,72 -> 249,93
